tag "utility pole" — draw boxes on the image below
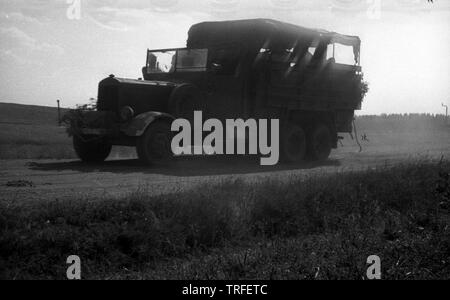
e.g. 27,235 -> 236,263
443,103 -> 449,125
57,100 -> 61,126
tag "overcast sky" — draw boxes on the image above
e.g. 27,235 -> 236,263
0,0 -> 449,115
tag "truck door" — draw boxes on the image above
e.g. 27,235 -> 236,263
206,45 -> 244,120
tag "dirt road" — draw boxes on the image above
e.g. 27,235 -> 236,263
1,135 -> 449,203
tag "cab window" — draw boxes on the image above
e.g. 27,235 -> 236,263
327,43 -> 356,65
176,49 -> 208,72
146,49 -> 208,73
147,51 -> 176,73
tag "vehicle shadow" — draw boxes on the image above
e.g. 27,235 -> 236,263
27,156 -> 342,177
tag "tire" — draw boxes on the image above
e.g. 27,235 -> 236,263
136,121 -> 174,165
73,135 -> 112,163
307,124 -> 332,161
280,124 -> 307,163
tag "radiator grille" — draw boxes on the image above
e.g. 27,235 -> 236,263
97,85 -> 119,113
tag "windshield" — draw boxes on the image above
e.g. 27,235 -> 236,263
146,49 -> 208,73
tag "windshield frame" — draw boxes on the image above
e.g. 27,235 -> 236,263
146,48 -> 209,74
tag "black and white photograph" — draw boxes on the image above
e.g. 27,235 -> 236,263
0,0 -> 449,287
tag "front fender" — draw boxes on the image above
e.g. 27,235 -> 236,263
121,111 -> 175,137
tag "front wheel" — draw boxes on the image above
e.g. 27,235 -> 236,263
307,124 -> 332,161
136,121 -> 174,165
73,135 -> 112,163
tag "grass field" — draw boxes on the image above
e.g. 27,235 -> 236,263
0,160 -> 449,280
0,103 -> 73,159
0,123 -> 74,159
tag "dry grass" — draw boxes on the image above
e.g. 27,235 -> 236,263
1,160 -> 448,280
0,124 -> 75,159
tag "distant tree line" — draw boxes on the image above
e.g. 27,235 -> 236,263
359,113 -> 448,120
356,113 -> 449,131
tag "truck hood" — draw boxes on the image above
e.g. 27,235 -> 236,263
102,76 -> 178,88
97,76 -> 179,116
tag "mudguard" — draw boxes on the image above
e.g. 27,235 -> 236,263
121,111 -> 175,137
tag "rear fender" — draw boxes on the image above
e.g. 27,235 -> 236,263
121,111 -> 175,137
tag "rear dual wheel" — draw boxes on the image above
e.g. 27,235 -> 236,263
307,124 -> 333,161
281,125 -> 307,163
281,123 -> 333,163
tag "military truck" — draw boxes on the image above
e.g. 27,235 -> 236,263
67,19 -> 367,164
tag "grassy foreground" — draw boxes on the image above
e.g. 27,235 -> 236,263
0,161 -> 449,280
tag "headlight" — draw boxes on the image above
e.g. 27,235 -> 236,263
120,106 -> 135,122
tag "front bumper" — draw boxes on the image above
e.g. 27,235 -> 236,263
67,110 -> 120,137
79,128 -> 116,136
